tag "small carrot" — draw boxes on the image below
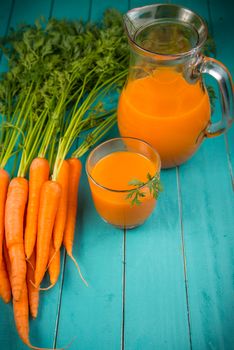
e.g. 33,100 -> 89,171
27,250 -> 39,319
13,281 -> 31,346
53,160 -> 69,252
4,242 -> 31,347
13,281 -> 49,349
0,168 -> 10,266
63,158 -> 87,286
0,253 -> 11,303
5,177 -> 28,301
63,158 -> 82,255
5,243 -> 44,350
48,241 -> 60,286
35,180 -> 61,287
25,158 -> 50,260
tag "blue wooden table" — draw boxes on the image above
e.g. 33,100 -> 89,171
0,0 -> 233,349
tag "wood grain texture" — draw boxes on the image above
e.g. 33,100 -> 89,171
208,0 -> 234,189
124,1 -> 191,349
124,169 -> 191,350
54,1 -> 128,349
90,0 -> 128,21
0,0 -> 13,37
0,0 -> 233,349
56,172 -> 124,350
171,1 -> 234,349
52,0 -> 90,20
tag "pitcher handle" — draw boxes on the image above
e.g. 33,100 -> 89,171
199,57 -> 233,137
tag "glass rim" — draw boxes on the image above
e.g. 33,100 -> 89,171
125,3 -> 208,59
85,136 -> 161,193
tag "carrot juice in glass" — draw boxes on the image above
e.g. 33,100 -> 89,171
86,137 -> 161,229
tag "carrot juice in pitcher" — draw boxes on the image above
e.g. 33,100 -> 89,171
118,67 -> 211,168
118,4 -> 233,168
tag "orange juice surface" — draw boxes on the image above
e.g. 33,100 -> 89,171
89,151 -> 158,228
118,68 -> 211,168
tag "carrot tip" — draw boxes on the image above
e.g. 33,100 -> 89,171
13,290 -> 21,302
68,253 -> 88,287
29,279 -> 39,289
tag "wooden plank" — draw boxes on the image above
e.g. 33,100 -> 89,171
56,171 -> 124,350
0,1 -> 63,349
124,170 -> 191,350
123,1 -> 191,349
178,137 -> 234,349
0,1 -> 14,73
207,0 -> 234,188
52,0 -> 90,20
54,1 -> 128,349
170,0 -> 234,188
170,0 -> 234,349
129,0 -> 160,9
10,0 -> 52,26
0,1 -> 13,37
90,0 -> 128,21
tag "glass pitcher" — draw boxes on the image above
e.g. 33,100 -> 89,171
117,4 -> 233,168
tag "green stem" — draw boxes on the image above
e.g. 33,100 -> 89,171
0,86 -> 33,169
23,109 -> 49,173
72,114 -> 116,158
52,69 -> 126,180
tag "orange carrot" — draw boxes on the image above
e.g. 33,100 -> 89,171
0,254 -> 11,303
3,239 -> 11,279
25,158 -> 50,260
27,250 -> 39,319
13,282 -> 45,349
63,158 -> 82,256
53,160 -> 69,252
0,169 -> 9,266
48,241 -> 60,286
13,262 -> 67,349
13,281 -> 31,346
35,180 -> 61,287
63,158 -> 87,286
5,177 -> 28,301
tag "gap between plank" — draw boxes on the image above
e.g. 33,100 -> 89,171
53,249 -> 67,349
121,228 -> 126,350
224,134 -> 234,191
88,0 -> 93,21
49,0 -> 55,20
207,0 -> 214,36
47,1 -> 66,347
5,0 -> 15,36
0,0 -> 15,62
176,166 -> 193,350
51,0 -> 93,346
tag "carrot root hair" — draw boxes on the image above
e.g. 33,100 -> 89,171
29,279 -> 55,292
47,250 -> 57,269
68,253 -> 88,287
38,284 -> 55,291
27,258 -> 35,272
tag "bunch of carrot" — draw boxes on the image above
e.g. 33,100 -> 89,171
0,108 -> 116,349
0,9 -> 128,348
0,102 -> 116,349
